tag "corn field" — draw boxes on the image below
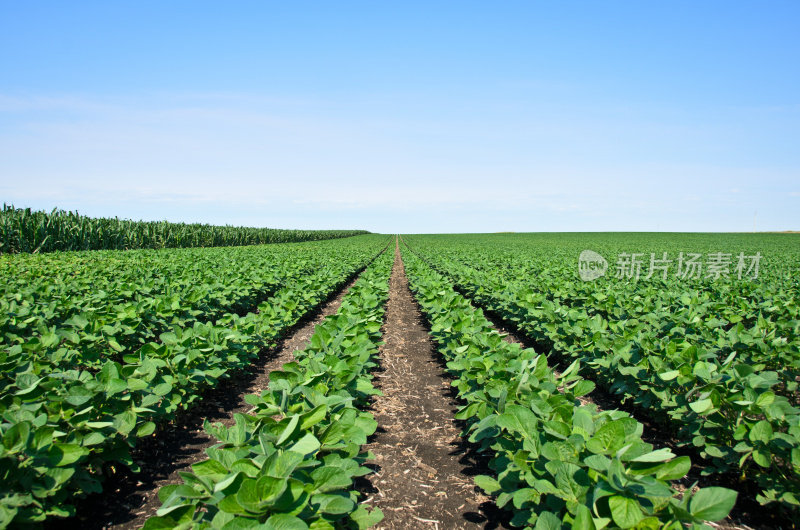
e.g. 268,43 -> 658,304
0,205 -> 368,254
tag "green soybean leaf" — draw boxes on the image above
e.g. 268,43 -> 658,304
311,466 -> 352,493
127,378 -> 149,391
66,386 -> 94,406
263,451 -> 304,479
3,422 -> 31,452
631,448 -> 675,463
14,375 -> 43,396
153,382 -> 173,396
533,511 -> 562,530
276,415 -> 299,446
299,405 -> 327,430
113,410 -> 137,435
474,475 -> 502,495
50,443 -> 87,466
608,495 -> 643,528
289,432 -> 320,455
350,505 -> 384,528
586,420 -> 625,455
572,504 -> 596,530
752,449 -> 771,468
748,420 -> 773,444
650,456 -> 691,481
192,458 -> 229,477
658,370 -> 680,381
142,505 -> 195,530
311,493 -> 355,514
689,399 -> 713,414
218,494 -> 250,516
755,391 -> 775,407
236,476 -> 287,513
136,421 -> 157,437
688,487 -> 738,522
264,514 -> 308,529
214,472 -> 244,495
273,478 -> 310,514
221,517 -> 262,529
584,454 -> 611,473
572,379 -> 595,397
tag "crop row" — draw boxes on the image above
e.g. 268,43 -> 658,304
0,205 -> 369,253
404,235 -> 800,514
141,248 -> 394,529
445,241 -> 800,388
0,236 -> 387,366
3,254 -> 302,374
401,244 -> 737,529
0,237 -> 388,527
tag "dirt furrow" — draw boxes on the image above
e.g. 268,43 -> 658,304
58,273 -> 362,530
362,244 -> 500,530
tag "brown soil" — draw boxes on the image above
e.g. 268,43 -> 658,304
361,243 -> 505,529
56,273 -> 362,530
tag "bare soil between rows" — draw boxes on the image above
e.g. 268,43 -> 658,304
52,270 -> 364,530
360,243 -> 507,529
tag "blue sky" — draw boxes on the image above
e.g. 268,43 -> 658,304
1,2 -> 798,233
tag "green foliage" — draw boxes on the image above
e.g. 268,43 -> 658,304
404,232 -> 800,516
142,250 -> 393,529
0,205 -> 369,253
0,235 -> 389,526
401,244 -> 738,529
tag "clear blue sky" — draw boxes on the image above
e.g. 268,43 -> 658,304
1,1 -> 798,232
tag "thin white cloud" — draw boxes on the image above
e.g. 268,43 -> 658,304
1,92 -> 798,232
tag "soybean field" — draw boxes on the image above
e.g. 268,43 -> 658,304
1,232 -> 798,530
